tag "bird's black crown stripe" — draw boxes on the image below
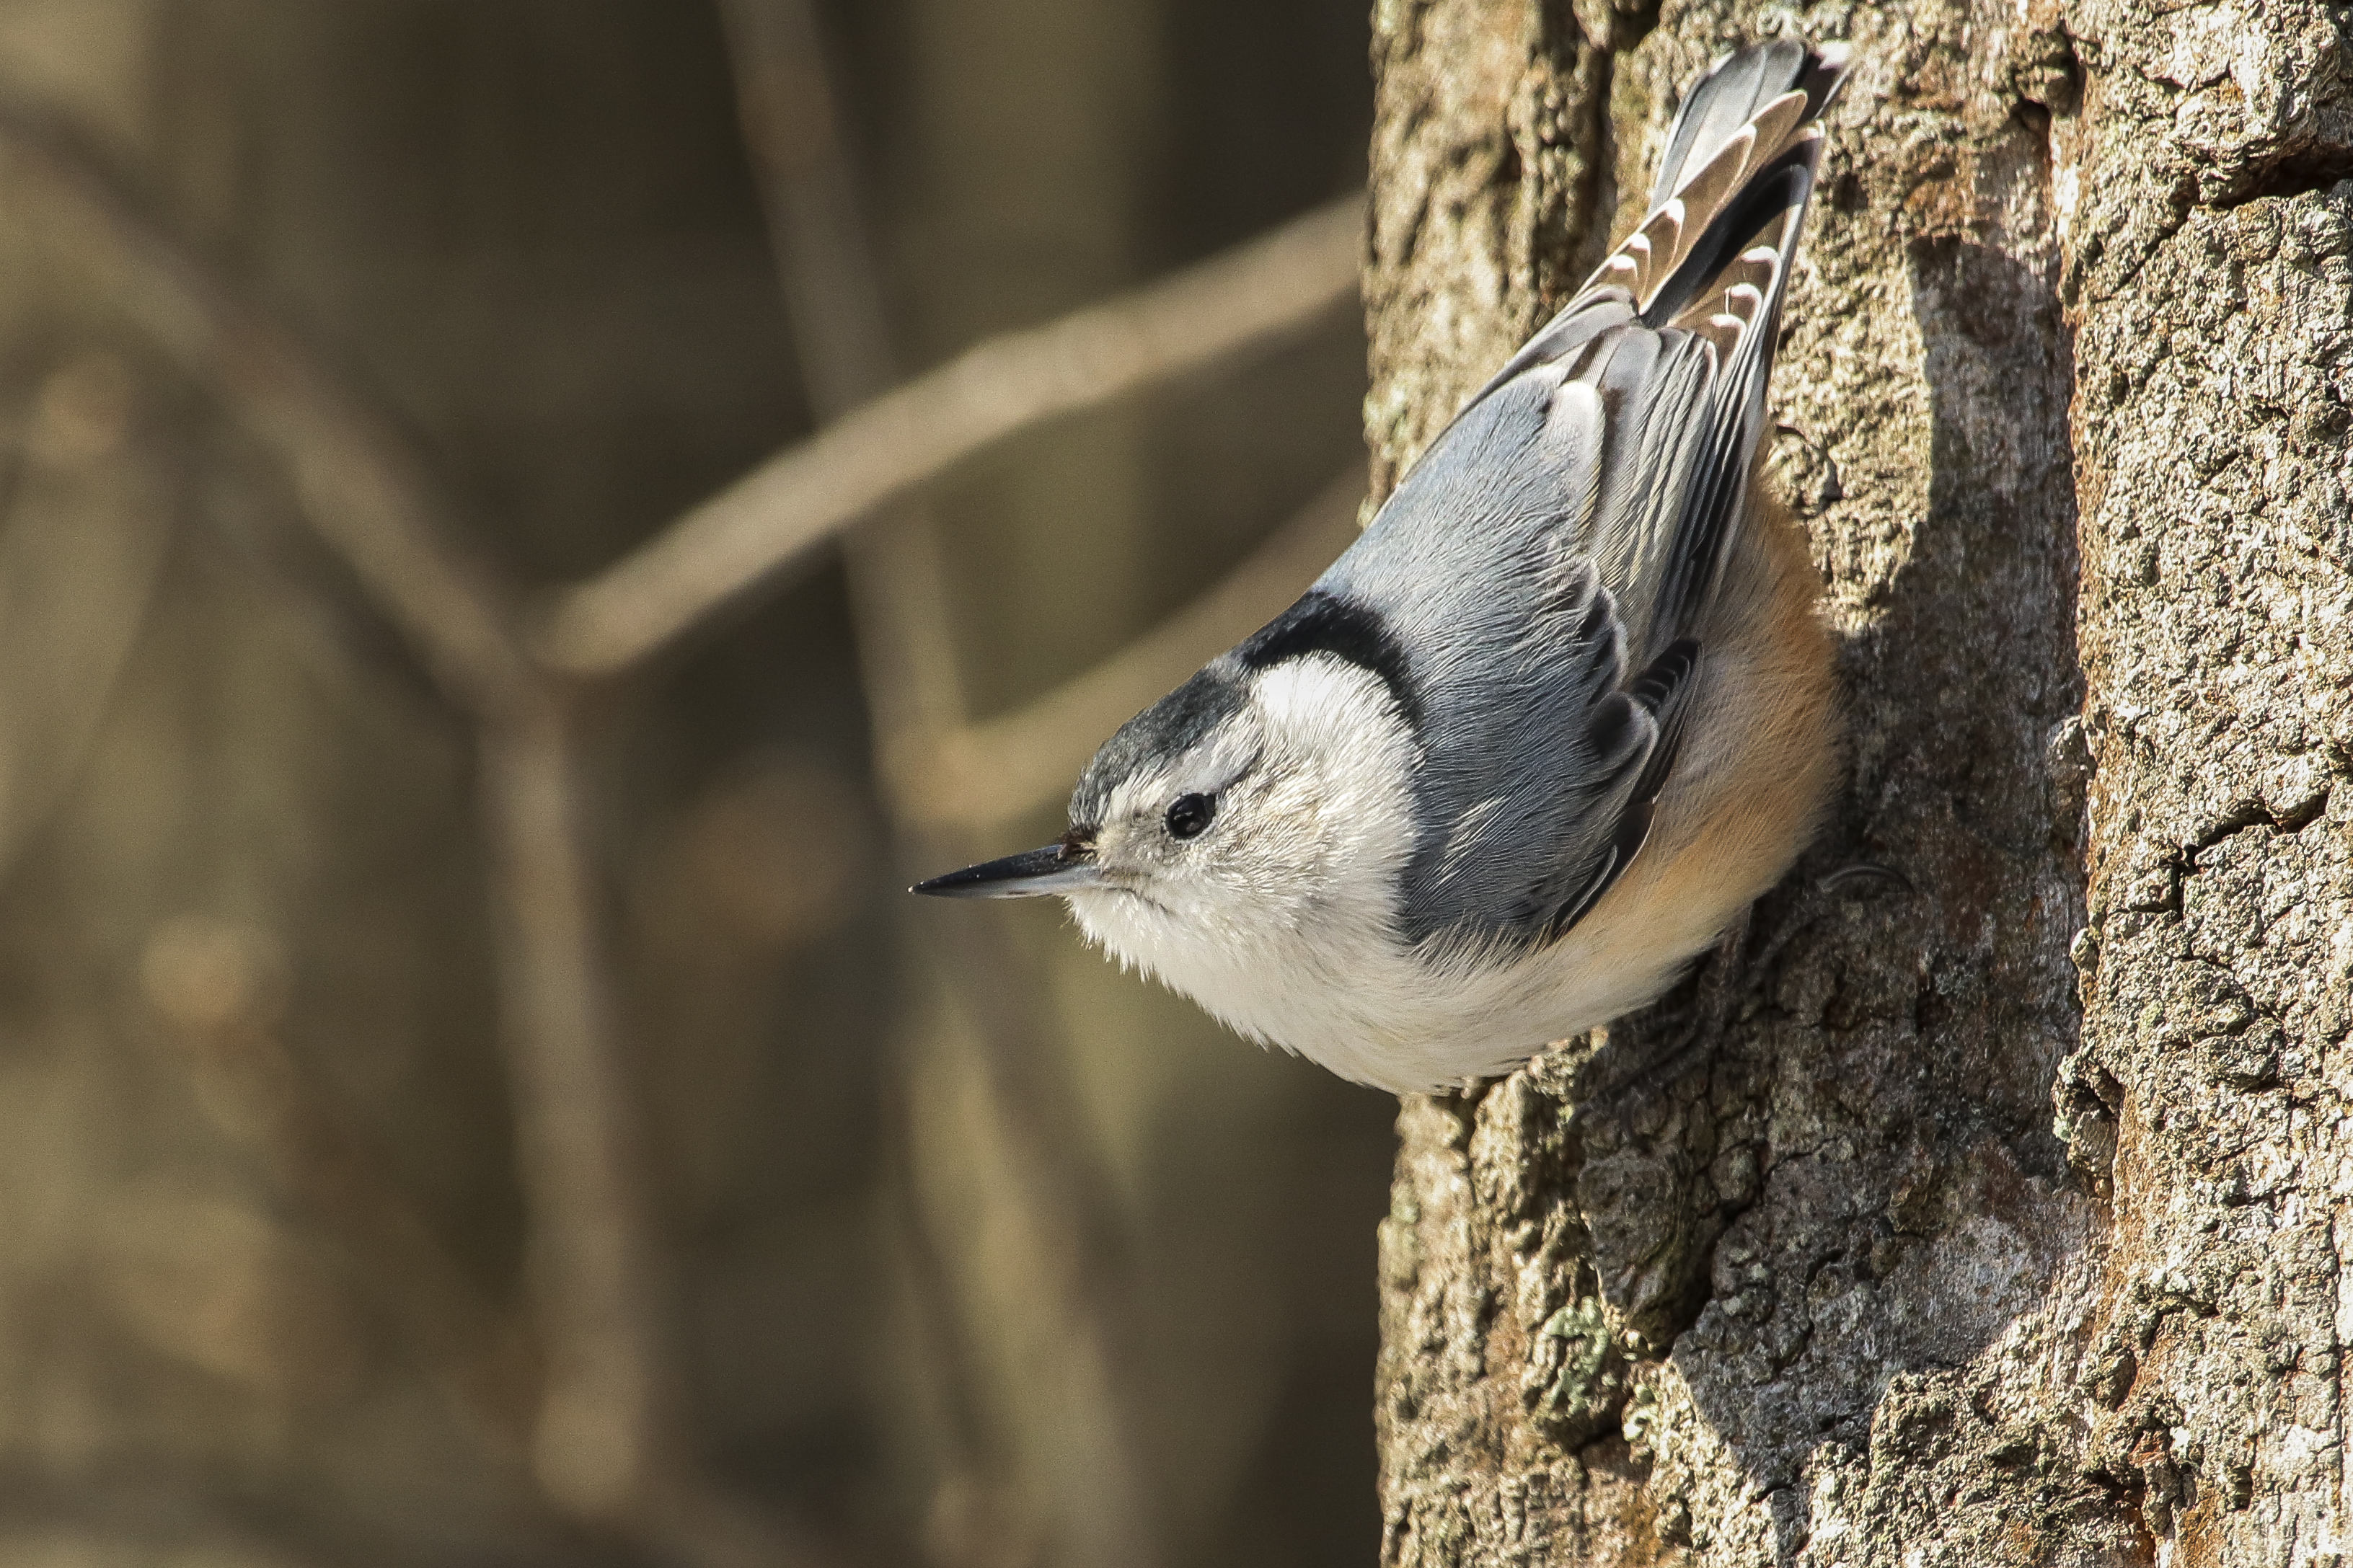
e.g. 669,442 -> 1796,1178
1068,663 -> 1249,828
1237,590 -> 1421,730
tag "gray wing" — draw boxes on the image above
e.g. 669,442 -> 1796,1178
1313,37 -> 1850,955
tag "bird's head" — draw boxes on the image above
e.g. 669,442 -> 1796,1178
913,651 -> 1418,997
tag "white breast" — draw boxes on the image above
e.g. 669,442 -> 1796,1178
1061,645 -> 1814,1094
1053,654 -> 1599,1092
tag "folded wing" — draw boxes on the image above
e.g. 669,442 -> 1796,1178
1318,37 -> 1850,954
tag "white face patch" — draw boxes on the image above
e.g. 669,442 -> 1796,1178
1092,704 -> 1263,838
1062,653 -> 1423,1055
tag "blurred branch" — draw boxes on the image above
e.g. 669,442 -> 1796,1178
480,705 -> 851,1568
711,1 -> 995,1539
533,192 -> 1363,679
0,86 -> 1360,703
716,0 -> 896,415
0,360 -> 177,885
888,469 -> 1362,832
715,4 -> 1175,1565
0,48 -> 1364,1568
0,101 -> 534,717
0,93 -> 849,1568
475,707 -> 673,1514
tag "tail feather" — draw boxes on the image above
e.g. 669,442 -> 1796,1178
1594,40 -> 1849,325
1648,37 -> 1847,211
1604,40 -> 1850,645
1449,40 -> 1849,419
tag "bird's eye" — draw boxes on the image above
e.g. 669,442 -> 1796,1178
1165,792 -> 1216,840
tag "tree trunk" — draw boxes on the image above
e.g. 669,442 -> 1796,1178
1367,1 -> 2353,1562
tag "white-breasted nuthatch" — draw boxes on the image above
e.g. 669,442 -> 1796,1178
917,39 -> 1848,1094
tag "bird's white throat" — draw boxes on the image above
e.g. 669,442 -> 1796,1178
1064,654 -> 1431,1078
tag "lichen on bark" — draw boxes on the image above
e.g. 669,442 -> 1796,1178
2056,1 -> 2353,1556
1363,0 -> 2353,1560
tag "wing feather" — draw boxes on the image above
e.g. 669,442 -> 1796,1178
1312,38 -> 1849,954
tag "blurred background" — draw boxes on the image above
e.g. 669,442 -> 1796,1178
0,3 -> 1389,1567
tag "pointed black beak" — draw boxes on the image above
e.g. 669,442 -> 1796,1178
911,838 -> 1101,899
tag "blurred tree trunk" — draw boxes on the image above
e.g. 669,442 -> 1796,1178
1366,1 -> 2353,1562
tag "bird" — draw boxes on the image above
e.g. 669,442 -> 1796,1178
914,37 -> 1849,1094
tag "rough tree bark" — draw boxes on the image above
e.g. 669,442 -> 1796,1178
1367,0 -> 2353,1562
